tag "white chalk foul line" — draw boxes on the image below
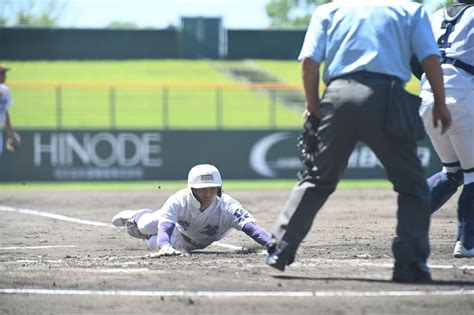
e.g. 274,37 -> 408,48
0,205 -> 242,251
0,245 -> 76,250
1,288 -> 474,298
296,260 -> 474,271
1,205 -> 472,267
0,206 -> 110,227
211,241 -> 243,250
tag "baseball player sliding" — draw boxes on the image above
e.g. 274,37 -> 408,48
112,164 -> 272,256
419,1 -> 474,258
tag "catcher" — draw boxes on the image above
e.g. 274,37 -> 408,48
0,64 -> 21,155
112,164 -> 272,257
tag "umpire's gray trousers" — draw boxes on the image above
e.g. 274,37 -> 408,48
271,72 -> 431,265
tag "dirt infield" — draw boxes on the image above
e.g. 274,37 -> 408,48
1,188 -> 473,314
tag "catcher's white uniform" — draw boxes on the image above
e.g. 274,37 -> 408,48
0,83 -> 12,155
137,188 -> 257,251
419,5 -> 474,184
419,4 -> 474,257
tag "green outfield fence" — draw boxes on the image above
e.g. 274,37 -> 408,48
10,82 -> 307,130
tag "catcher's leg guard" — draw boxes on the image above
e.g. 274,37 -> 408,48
457,183 -> 474,250
428,170 -> 463,214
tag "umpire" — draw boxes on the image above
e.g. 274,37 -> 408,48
266,1 -> 452,283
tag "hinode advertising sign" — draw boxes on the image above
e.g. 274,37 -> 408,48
0,130 -> 441,181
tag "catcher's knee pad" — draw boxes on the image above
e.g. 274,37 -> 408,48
126,220 -> 148,240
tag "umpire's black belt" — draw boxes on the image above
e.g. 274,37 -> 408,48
329,71 -> 402,86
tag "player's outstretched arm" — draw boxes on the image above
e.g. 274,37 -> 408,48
150,222 -> 186,257
242,222 -> 272,248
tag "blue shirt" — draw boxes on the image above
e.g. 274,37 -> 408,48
298,0 -> 440,84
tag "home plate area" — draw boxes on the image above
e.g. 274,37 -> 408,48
1,189 -> 473,314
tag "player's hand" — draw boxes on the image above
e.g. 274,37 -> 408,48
150,245 -> 187,258
303,106 -> 322,119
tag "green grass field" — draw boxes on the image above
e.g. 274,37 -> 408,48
6,60 -> 421,129
0,179 -> 392,191
7,60 -> 303,129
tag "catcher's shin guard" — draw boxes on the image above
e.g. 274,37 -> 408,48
457,183 -> 474,249
428,170 -> 463,214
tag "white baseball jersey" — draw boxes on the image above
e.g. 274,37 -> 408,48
419,5 -> 474,184
0,83 -> 12,124
151,188 -> 256,251
421,6 -> 474,90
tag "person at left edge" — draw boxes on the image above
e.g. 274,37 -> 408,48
0,64 -> 15,156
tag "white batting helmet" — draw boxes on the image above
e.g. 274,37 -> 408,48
187,164 -> 222,189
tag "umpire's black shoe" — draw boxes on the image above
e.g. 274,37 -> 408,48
266,245 -> 295,272
392,262 -> 432,284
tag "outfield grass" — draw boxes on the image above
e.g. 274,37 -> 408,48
0,179 -> 392,191
7,60 -> 234,83
7,60 -> 303,129
6,60 -> 421,129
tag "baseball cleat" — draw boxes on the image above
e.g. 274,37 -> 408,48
453,241 -> 474,258
112,210 -> 139,227
126,220 -> 148,240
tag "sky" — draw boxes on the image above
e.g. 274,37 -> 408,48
59,0 -> 271,29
